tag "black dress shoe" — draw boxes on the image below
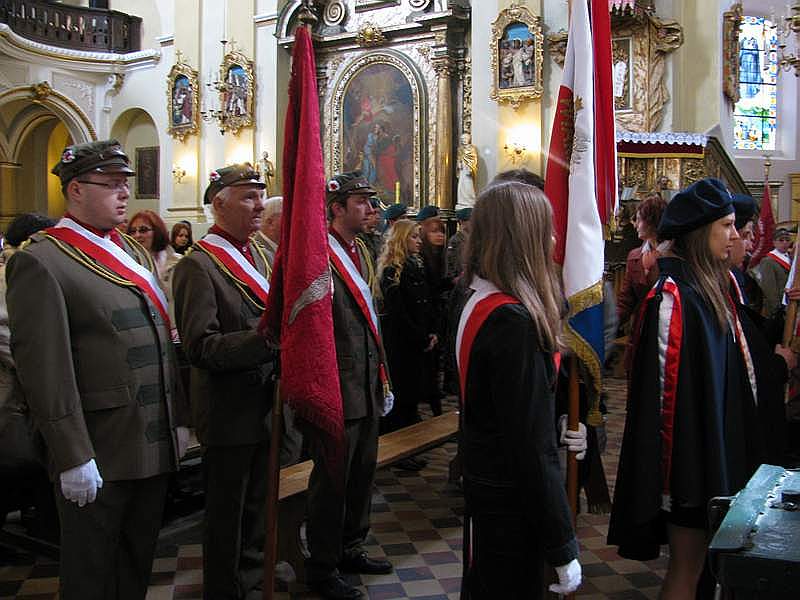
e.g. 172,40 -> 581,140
339,552 -> 393,575
308,574 -> 363,599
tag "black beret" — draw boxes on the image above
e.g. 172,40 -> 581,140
203,163 -> 265,205
455,207 -> 472,221
383,203 -> 408,220
325,171 -> 376,204
5,213 -> 57,246
415,205 -> 440,222
657,178 -> 734,240
731,193 -> 757,231
51,139 -> 134,185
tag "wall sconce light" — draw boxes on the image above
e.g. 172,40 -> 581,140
172,165 -> 187,184
504,140 -> 528,163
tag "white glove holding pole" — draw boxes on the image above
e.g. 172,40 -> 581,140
60,458 -> 103,507
558,415 -> 587,460
549,558 -> 582,595
381,391 -> 394,417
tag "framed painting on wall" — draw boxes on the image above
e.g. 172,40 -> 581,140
166,52 -> 199,142
490,4 -> 544,109
329,52 -> 428,207
135,146 -> 159,199
219,47 -> 255,135
612,38 -> 633,111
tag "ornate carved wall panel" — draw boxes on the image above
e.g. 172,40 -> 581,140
276,0 -> 469,210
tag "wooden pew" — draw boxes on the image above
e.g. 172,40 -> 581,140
277,411 -> 459,581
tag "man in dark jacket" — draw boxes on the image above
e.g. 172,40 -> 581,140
306,171 -> 393,600
173,163 -> 276,600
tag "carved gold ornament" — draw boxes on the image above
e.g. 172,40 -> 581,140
356,22 -> 387,47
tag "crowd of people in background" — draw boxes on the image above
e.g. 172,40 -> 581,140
1,138 -> 799,600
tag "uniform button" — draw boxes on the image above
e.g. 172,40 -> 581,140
368,352 -> 374,358
150,311 -> 157,319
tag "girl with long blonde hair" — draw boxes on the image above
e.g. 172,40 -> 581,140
457,181 -> 581,598
377,220 -> 438,442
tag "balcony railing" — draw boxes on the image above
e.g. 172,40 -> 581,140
0,0 -> 141,53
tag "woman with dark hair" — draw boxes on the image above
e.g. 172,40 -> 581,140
128,210 -> 181,335
170,221 -> 193,255
609,178 -> 758,599
617,193 -> 668,330
457,181 -> 580,599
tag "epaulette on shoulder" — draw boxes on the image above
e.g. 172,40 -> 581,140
119,231 -> 155,270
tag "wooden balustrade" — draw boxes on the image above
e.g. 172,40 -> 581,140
0,0 -> 141,53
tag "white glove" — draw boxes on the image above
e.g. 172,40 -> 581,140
381,391 -> 394,417
60,458 -> 103,507
176,426 -> 190,459
558,415 -> 587,460
549,558 -> 582,595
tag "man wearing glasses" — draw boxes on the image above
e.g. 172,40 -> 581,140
5,139 -> 190,599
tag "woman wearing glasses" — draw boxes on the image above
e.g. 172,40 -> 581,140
128,210 -> 182,339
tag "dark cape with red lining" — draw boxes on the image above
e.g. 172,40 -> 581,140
608,257 -> 756,560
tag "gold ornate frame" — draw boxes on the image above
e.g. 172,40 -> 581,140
166,52 -> 199,142
327,51 -> 427,206
723,2 -> 743,104
219,48 -> 255,135
489,3 -> 544,110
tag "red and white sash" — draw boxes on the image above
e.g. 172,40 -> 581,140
46,217 -> 170,325
767,249 -> 791,271
456,277 -> 520,405
328,234 -> 388,387
197,233 -> 270,305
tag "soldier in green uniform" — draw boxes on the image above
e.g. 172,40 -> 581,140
6,139 -> 190,600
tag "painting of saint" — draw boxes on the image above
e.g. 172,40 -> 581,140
498,22 -> 536,89
171,74 -> 193,126
342,63 -> 414,204
224,64 -> 248,117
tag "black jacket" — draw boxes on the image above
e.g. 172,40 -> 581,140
462,303 -> 578,568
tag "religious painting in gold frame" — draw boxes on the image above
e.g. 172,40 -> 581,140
612,38 -> 633,111
490,4 -> 544,110
166,53 -> 199,142
219,48 -> 255,135
329,51 -> 427,207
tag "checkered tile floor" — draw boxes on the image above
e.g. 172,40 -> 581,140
0,377 -> 671,599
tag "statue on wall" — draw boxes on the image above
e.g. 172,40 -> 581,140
456,132 -> 478,209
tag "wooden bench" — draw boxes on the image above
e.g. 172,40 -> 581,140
277,411 -> 459,581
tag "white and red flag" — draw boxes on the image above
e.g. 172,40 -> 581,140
259,26 -> 345,472
544,0 -> 610,392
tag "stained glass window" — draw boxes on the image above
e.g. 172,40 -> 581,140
733,16 -> 778,151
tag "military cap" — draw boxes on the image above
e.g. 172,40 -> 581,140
51,139 -> 134,186
203,163 -> 265,205
383,203 -> 408,221
774,226 -> 793,240
325,171 -> 376,205
731,193 -> 757,231
415,205 -> 440,222
657,177 -> 733,240
455,207 -> 473,221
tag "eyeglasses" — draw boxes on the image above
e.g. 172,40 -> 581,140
128,226 -> 153,234
77,180 -> 130,192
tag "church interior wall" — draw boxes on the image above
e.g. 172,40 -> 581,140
110,108 -> 160,214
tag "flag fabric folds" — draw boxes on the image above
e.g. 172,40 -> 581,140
544,0 -> 608,396
260,26 -> 345,471
749,183 -> 776,269
591,0 -> 618,234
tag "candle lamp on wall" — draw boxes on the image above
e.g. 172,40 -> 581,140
172,164 -> 187,184
503,140 -> 528,163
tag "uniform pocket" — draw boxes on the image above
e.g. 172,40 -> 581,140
81,386 -> 131,411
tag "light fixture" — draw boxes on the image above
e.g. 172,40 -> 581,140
172,165 -> 187,184
770,3 -> 800,76
199,39 -> 249,134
